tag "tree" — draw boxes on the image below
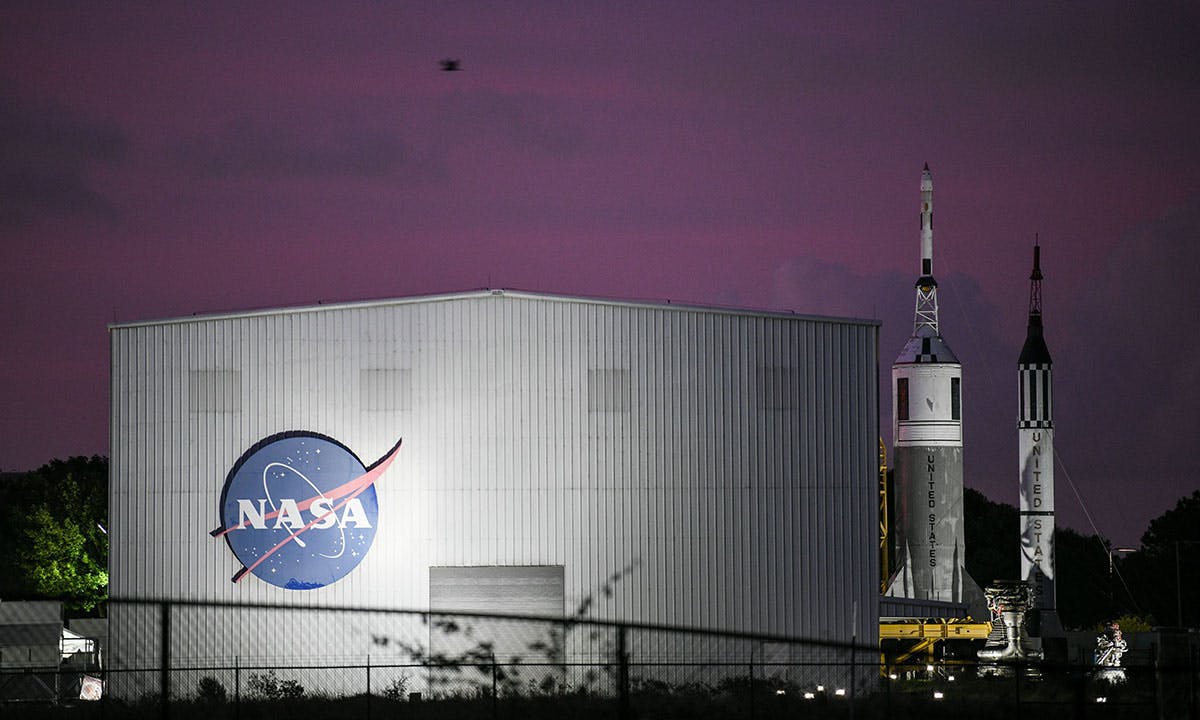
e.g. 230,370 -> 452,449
963,487 -> 1117,629
1141,490 -> 1200,553
964,487 -> 1019,587
1118,490 -> 1200,627
1052,525 -> 1115,629
4,456 -> 108,611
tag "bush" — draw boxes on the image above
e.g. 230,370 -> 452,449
381,673 -> 411,700
197,676 -> 226,703
247,670 -> 304,700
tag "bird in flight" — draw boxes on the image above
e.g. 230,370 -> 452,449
440,59 -> 462,72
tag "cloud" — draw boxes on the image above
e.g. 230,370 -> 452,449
178,116 -> 413,179
0,86 -> 126,226
769,255 -> 1012,452
439,90 -> 597,158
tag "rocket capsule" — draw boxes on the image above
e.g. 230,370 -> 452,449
919,165 -> 934,277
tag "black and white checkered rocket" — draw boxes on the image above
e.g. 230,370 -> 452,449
1019,242 -> 1060,634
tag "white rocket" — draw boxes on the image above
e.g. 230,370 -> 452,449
1018,242 -> 1060,634
886,165 -> 982,607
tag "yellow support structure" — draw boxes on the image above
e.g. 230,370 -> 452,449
879,619 -> 994,666
879,620 -> 992,641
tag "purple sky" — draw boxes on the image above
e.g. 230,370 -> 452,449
3,2 -> 1198,549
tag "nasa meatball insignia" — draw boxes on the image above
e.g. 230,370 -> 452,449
211,432 -> 401,590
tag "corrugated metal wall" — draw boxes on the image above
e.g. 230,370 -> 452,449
110,290 -> 878,668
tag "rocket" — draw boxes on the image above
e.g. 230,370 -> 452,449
1018,241 -> 1060,634
886,165 -> 983,607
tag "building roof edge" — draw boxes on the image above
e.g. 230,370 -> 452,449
108,288 -> 882,330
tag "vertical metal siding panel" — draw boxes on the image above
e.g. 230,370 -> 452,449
801,321 -> 811,633
170,323 -> 182,602
848,324 -> 861,638
696,311 -> 709,628
847,324 -> 863,641
839,324 -> 852,637
854,324 -> 864,636
826,322 -> 837,636
777,318 -> 788,632
756,320 -> 768,633
777,316 -> 786,634
675,307 -> 685,624
807,320 -> 818,635
792,319 -> 805,635
652,307 -> 663,624
737,318 -> 748,633
827,323 -> 839,636
860,324 -> 873,639
697,311 -> 707,630
148,325 -> 160,598
831,322 -> 843,637
727,319 -> 740,632
817,319 -> 829,637
866,324 -> 880,638
675,310 -> 684,627
721,313 -> 734,632
789,319 -> 799,634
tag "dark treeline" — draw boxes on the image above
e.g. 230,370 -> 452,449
965,487 -> 1200,630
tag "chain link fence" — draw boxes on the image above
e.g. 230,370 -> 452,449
2,599 -> 1197,718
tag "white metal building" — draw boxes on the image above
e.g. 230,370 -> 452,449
108,290 -> 878,685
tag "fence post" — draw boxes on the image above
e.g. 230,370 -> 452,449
884,660 -> 891,713
1014,663 -> 1021,720
492,658 -> 498,720
159,601 -> 170,720
1191,645 -> 1197,720
101,654 -> 108,720
617,625 -> 629,720
748,661 -> 755,720
849,640 -> 856,720
366,654 -> 371,720
850,604 -> 857,720
234,655 -> 240,720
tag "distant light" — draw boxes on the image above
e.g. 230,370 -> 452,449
803,692 -> 815,700
933,691 -> 945,700
1096,697 -> 1108,703
948,675 -> 956,681
97,523 -> 108,535
926,664 -> 935,672
816,685 -> 824,692
889,673 -> 898,680
774,689 -> 786,696
834,688 -> 846,696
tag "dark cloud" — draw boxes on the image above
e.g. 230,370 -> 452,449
769,256 -> 1012,446
0,86 -> 126,226
943,2 -> 1200,90
178,116 -> 413,179
440,90 -> 596,158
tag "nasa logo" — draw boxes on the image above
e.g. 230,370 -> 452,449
211,431 -> 402,590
